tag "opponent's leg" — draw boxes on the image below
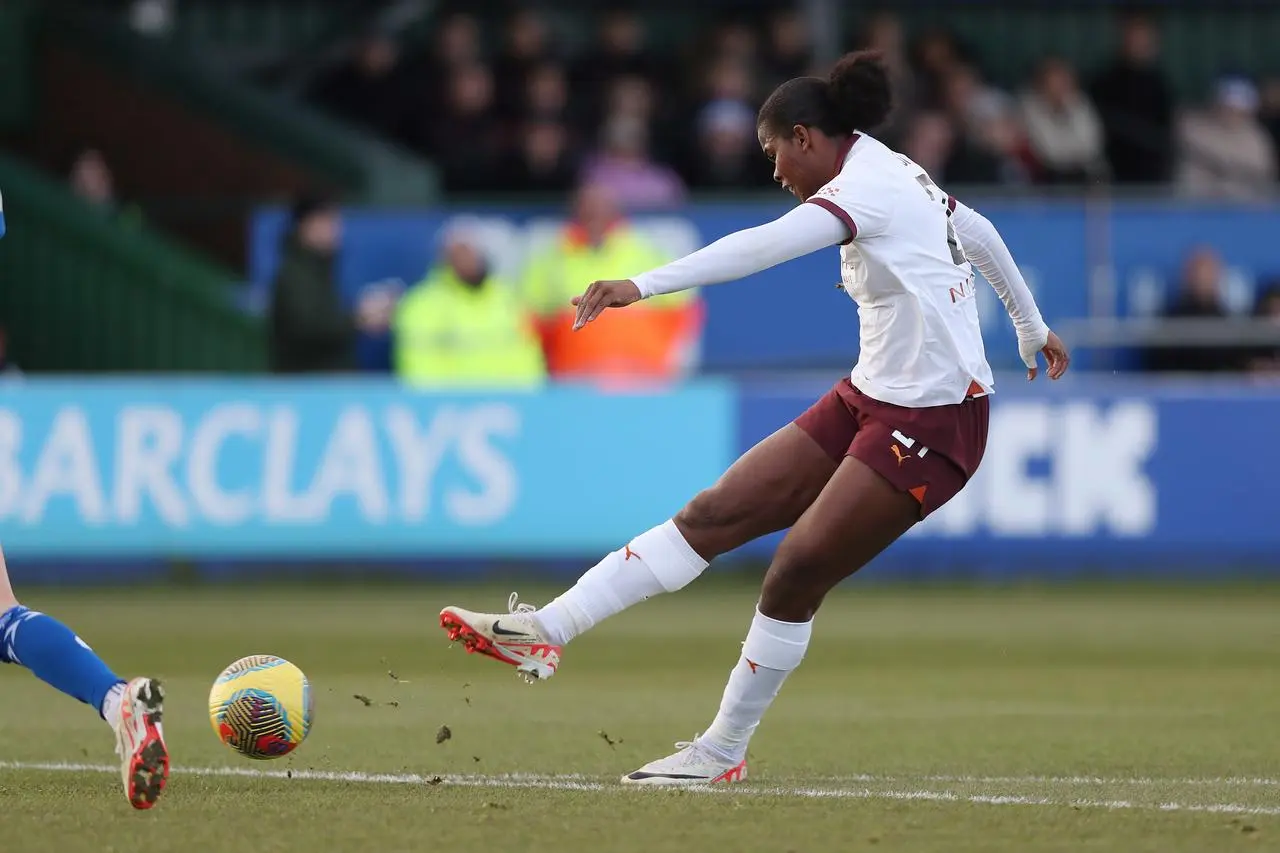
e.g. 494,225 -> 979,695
439,424 -> 839,680
0,546 -> 169,809
0,547 -> 126,718
625,456 -> 918,784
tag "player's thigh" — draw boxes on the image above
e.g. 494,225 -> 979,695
760,455 -> 918,621
676,423 -> 839,559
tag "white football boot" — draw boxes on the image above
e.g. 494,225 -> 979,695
439,593 -> 561,682
109,677 -> 170,809
621,737 -> 747,786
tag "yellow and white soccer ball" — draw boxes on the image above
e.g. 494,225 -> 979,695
209,655 -> 314,760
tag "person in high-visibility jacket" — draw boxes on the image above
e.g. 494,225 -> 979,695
522,183 -> 705,382
394,219 -> 546,387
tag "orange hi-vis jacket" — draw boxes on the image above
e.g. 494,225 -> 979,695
521,223 -> 705,381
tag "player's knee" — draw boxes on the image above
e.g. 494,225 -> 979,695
674,486 -> 748,555
759,539 -> 831,622
677,487 -> 729,531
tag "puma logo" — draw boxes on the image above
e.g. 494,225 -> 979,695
890,445 -> 911,466
624,544 -> 640,561
745,658 -> 760,674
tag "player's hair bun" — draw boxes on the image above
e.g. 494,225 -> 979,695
826,50 -> 894,134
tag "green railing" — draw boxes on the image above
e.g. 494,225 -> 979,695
0,0 -> 34,130
0,153 -> 266,373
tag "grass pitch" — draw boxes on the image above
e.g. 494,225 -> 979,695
1,580 -> 1278,853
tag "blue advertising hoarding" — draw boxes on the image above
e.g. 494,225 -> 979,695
0,380 -> 735,558
736,376 -> 1280,575
1,377 -> 1278,576
249,200 -> 1280,374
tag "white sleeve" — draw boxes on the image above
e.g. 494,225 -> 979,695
632,202 -> 851,298
950,199 -> 1050,364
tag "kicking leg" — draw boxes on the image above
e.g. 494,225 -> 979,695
0,546 -> 169,809
439,424 -> 838,681
623,456 -> 918,784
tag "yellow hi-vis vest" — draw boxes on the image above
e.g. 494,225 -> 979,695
393,268 -> 546,387
521,224 -> 695,315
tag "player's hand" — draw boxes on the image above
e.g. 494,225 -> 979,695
571,279 -> 642,330
1026,329 -> 1070,381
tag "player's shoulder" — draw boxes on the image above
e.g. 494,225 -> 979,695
833,135 -> 909,184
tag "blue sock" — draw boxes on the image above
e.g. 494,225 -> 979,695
0,605 -> 125,718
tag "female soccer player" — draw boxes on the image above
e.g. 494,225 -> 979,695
440,51 -> 1070,785
0,545 -> 169,808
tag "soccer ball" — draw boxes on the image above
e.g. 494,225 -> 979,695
209,655 -> 314,760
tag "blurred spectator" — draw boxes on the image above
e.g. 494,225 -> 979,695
1245,285 -> 1280,375
1020,57 -> 1106,185
685,100 -> 774,190
903,110 -> 1009,186
902,111 -> 955,180
505,120 -> 579,194
760,9 -> 813,89
68,147 -> 143,225
416,11 -> 484,115
522,62 -> 576,129
68,147 -> 116,209
941,65 -> 1028,184
1145,246 -> 1240,373
525,62 -> 569,118
413,63 -> 505,194
606,74 -> 658,125
521,184 -> 703,383
572,10 -> 659,119
1090,11 -> 1175,184
701,58 -> 756,111
432,12 -> 483,71
1177,76 -> 1277,200
393,218 -> 545,387
709,21 -> 758,68
269,196 -> 387,373
857,12 -> 915,145
128,0 -> 173,37
1260,78 -> 1280,174
307,28 -> 410,143
495,10 -> 555,115
910,27 -> 965,111
580,113 -> 686,211
680,58 -> 765,188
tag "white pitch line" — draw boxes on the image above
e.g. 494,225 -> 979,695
816,773 -> 1280,787
3,761 -> 1280,817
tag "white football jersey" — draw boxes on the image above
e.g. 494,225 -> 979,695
807,133 -> 994,407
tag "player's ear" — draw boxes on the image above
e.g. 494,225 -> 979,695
792,125 -> 811,150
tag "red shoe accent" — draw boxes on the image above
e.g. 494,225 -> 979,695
710,760 -> 747,784
126,711 -> 169,809
439,611 -> 561,672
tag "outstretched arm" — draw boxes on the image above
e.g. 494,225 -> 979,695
573,203 -> 849,329
950,199 -> 1069,380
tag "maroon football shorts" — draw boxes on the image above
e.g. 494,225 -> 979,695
794,378 -> 990,518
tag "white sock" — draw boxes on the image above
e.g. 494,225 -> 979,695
100,682 -> 126,724
700,608 -> 812,762
534,520 -> 708,645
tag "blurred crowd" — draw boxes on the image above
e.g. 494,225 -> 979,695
267,185 -> 702,387
264,194 -> 1280,385
40,4 -> 1280,383
304,7 -> 1280,206
1146,246 -> 1280,376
